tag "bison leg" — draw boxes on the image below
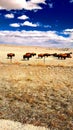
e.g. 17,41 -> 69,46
38,56 -> 43,58
10,56 -> 12,59
7,56 -> 9,59
27,57 -> 29,60
58,56 -> 60,59
7,56 -> 12,59
61,56 -> 66,60
64,57 -> 66,60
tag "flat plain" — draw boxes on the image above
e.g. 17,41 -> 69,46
0,44 -> 73,130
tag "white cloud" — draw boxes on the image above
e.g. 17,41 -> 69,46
10,23 -> 20,27
5,13 -> 14,18
30,0 -> 46,4
9,21 -> 39,28
21,21 -> 39,27
18,15 -> 29,20
69,0 -> 73,3
0,29 -> 73,47
0,0 -> 46,10
64,28 -> 73,32
63,29 -> 73,43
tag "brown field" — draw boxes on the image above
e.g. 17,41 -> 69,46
0,44 -> 73,129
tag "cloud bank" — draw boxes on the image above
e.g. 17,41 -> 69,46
0,29 -> 73,48
0,0 -> 46,10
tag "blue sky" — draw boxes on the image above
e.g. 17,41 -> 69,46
0,0 -> 73,48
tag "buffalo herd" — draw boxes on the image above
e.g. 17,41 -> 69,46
7,52 -> 72,61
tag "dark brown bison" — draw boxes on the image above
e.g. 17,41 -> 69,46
30,52 -> 36,56
38,54 -> 44,58
52,52 -> 72,59
57,53 -> 71,59
52,53 -> 58,57
7,53 -> 15,59
43,53 -> 51,57
23,53 -> 32,60
65,52 -> 72,58
38,53 -> 51,58
26,52 -> 36,57
57,52 -> 72,59
57,53 -> 67,59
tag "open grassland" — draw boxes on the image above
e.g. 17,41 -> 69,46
0,63 -> 73,129
0,44 -> 73,129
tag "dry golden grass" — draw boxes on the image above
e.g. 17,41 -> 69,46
0,44 -> 73,129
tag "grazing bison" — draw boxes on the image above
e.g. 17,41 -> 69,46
26,52 -> 36,57
38,53 -> 51,58
7,53 -> 15,59
23,53 -> 32,60
57,52 -> 72,59
57,53 -> 72,59
52,52 -> 72,59
43,53 -> 51,57
57,53 -> 67,59
65,52 -> 72,58
52,53 -> 58,57
30,52 -> 36,56
38,54 -> 44,58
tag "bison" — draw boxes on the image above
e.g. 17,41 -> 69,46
30,52 -> 36,56
38,54 -> 44,58
23,53 -> 32,60
57,53 -> 72,59
43,53 -> 51,57
65,52 -> 72,58
26,52 -> 36,57
7,53 -> 15,59
52,52 -> 72,59
57,53 -> 67,59
38,53 -> 51,58
52,53 -> 58,57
